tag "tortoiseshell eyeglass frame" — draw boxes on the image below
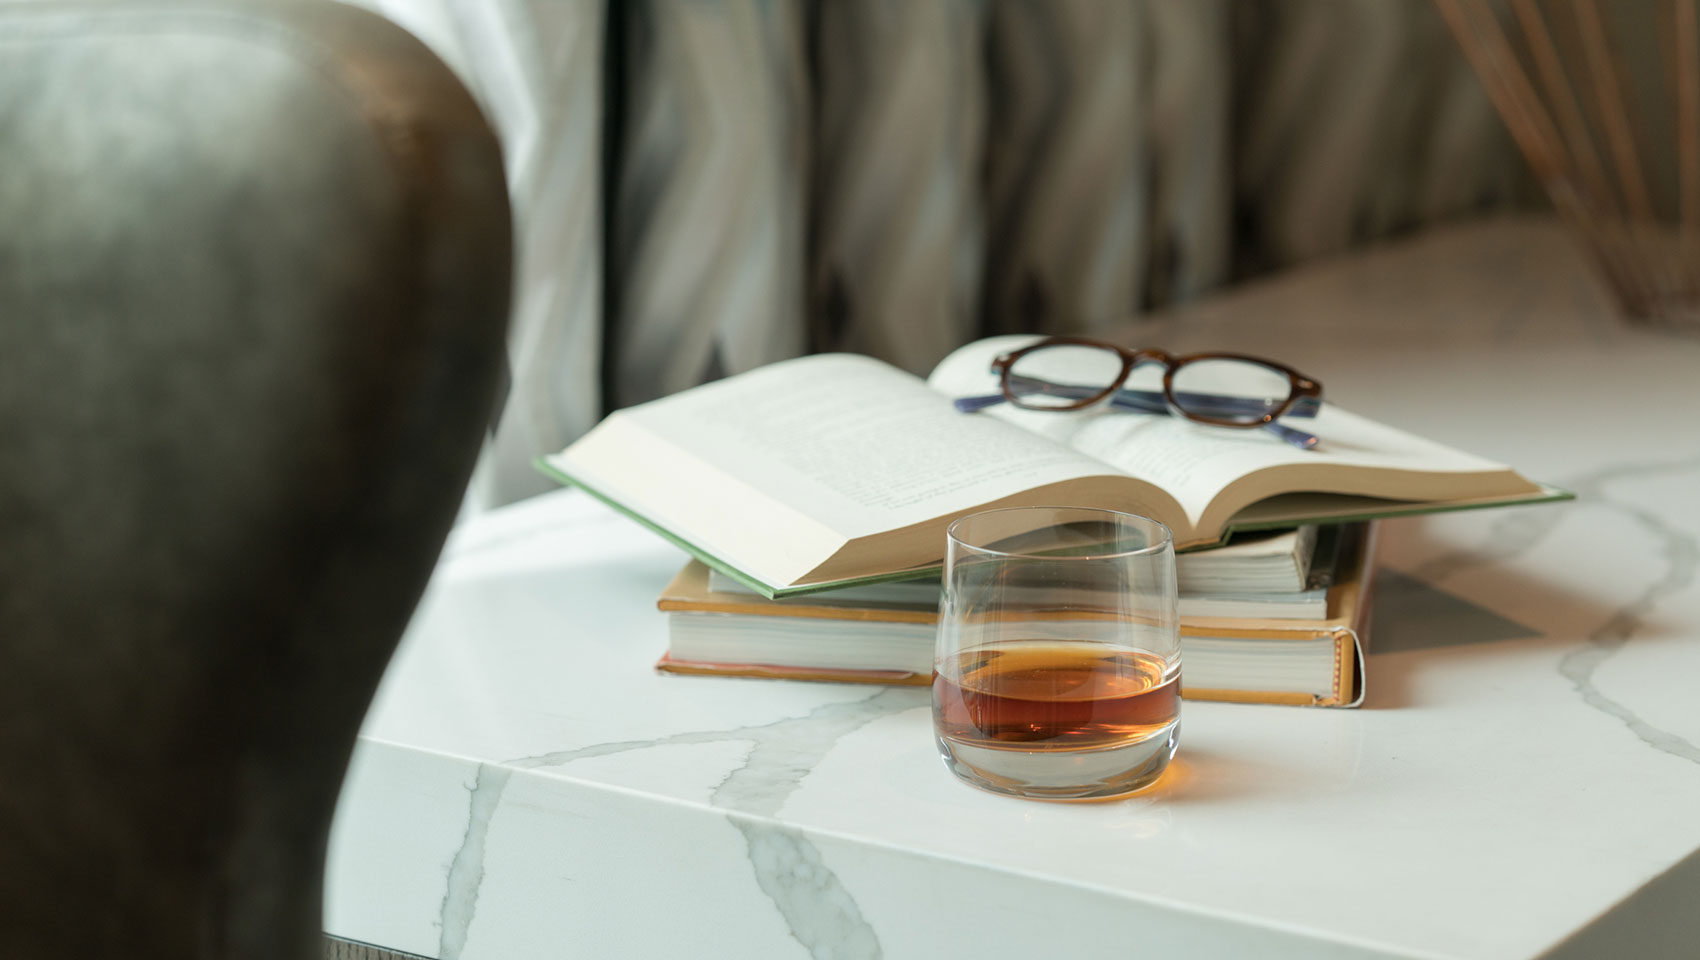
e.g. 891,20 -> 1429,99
954,337 -> 1324,447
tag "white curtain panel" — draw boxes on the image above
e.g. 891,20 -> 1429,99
607,0 -> 811,408
811,0 -> 987,374
1232,0 -> 1527,269
352,0 -> 1525,508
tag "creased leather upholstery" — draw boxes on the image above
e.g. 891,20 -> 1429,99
0,2 -> 511,957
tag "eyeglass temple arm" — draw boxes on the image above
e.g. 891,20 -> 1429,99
1104,394 -> 1318,449
954,384 -> 1321,420
953,389 -> 1320,450
1260,420 -> 1319,450
1115,390 -> 1321,421
952,394 -> 1009,413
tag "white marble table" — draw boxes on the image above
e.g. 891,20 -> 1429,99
324,219 -> 1700,959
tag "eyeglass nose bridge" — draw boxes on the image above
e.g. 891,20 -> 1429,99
1117,348 -> 1180,403
1121,347 -> 1176,375
1134,350 -> 1203,425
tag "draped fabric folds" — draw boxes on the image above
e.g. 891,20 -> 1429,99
355,0 -> 1526,506
812,1 -> 987,373
609,1 -> 810,410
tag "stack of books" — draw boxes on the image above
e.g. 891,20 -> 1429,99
655,522 -> 1374,707
539,335 -> 1567,708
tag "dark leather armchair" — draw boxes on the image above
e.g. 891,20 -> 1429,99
0,3 -> 512,958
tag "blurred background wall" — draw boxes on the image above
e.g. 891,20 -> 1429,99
338,0 -> 1533,506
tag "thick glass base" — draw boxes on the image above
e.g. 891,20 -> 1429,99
936,721 -> 1179,801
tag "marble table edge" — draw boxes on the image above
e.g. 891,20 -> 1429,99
360,731 -> 1457,960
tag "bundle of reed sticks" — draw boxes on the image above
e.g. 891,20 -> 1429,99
1436,0 -> 1700,331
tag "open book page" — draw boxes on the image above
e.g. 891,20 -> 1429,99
927,336 -> 1535,535
555,353 -> 1139,587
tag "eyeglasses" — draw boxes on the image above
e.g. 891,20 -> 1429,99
953,336 -> 1325,450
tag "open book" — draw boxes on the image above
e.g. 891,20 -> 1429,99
540,335 -> 1565,597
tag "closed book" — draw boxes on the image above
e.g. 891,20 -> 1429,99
657,523 -> 1379,708
703,524 -> 1329,620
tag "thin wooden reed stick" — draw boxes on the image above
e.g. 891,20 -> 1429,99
1568,0 -> 1680,315
1676,0 -> 1700,297
1571,0 -> 1655,221
1436,0 -> 1567,186
1438,0 -> 1651,309
1565,0 -> 1670,314
1510,0 -> 1619,218
1678,2 -> 1700,226
1503,0 -> 1658,309
1439,0 -> 1700,325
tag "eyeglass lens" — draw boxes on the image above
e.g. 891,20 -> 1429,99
1004,343 -> 1125,409
1169,358 -> 1293,424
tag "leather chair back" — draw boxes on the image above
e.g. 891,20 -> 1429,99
0,3 -> 512,957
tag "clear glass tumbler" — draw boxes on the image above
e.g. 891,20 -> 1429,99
933,506 -> 1180,800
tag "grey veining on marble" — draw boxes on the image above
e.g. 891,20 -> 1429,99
1556,457 -> 1700,766
735,823 -> 884,960
435,687 -> 925,959
436,765 -> 513,960
1403,453 -> 1700,765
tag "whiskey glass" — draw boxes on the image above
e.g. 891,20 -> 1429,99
933,506 -> 1180,800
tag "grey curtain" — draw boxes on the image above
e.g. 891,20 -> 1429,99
350,0 -> 1526,506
